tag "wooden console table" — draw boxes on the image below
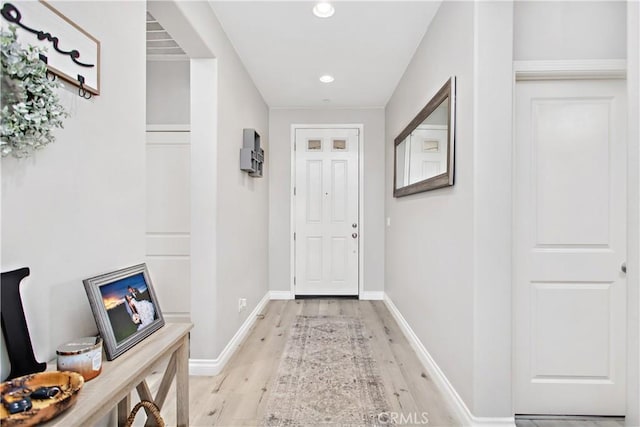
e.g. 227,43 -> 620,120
43,323 -> 192,427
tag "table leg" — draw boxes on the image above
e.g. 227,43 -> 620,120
154,353 -> 177,410
175,335 -> 189,427
117,393 -> 131,427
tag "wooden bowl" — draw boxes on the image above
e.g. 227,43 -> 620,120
0,371 -> 84,426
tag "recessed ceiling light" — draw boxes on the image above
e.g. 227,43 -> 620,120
319,74 -> 335,83
323,99 -> 331,103
313,2 -> 335,18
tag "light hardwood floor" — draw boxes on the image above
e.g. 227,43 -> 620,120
135,299 -> 460,426
130,299 -> 629,427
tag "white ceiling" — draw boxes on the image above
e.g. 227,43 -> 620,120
209,1 -> 441,108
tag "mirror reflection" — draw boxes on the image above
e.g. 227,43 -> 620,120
395,102 -> 449,188
394,77 -> 456,197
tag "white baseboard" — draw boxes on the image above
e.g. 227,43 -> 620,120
383,293 -> 515,427
188,292 -> 271,376
188,358 -> 217,376
359,291 -> 384,300
270,290 -> 294,300
468,417 -> 517,427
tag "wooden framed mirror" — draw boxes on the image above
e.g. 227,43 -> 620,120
394,76 -> 456,197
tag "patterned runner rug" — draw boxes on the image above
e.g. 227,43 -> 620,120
263,315 -> 392,426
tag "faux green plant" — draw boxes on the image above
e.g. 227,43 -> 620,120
1,26 -> 67,158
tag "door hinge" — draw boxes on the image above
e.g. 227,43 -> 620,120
294,276 -> 296,285
294,232 -> 296,240
294,187 -> 296,196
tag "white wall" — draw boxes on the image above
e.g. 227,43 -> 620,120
514,1 -> 627,60
626,2 -> 640,425
190,59 -> 218,360
385,0 -> 476,409
385,0 -> 629,419
268,109 -> 385,296
148,1 -> 269,359
472,1 -> 514,417
0,0 -> 268,378
1,1 -> 146,378
214,38 -> 269,356
146,60 -> 190,125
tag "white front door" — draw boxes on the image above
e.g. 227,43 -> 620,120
514,79 -> 627,415
294,128 -> 359,296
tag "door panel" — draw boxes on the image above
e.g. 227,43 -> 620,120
531,282 -> 611,377
534,101 -> 611,246
331,160 -> 348,222
306,160 -> 323,223
306,237 -> 322,282
295,128 -> 359,295
514,79 -> 626,415
331,237 -> 347,281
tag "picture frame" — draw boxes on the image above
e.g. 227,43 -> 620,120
83,264 -> 164,360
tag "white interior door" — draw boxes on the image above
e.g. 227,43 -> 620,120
514,79 -> 627,415
145,128 -> 191,322
294,128 -> 359,296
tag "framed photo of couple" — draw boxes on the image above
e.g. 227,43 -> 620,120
83,263 -> 165,360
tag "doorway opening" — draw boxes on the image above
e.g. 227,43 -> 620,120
145,11 -> 191,324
